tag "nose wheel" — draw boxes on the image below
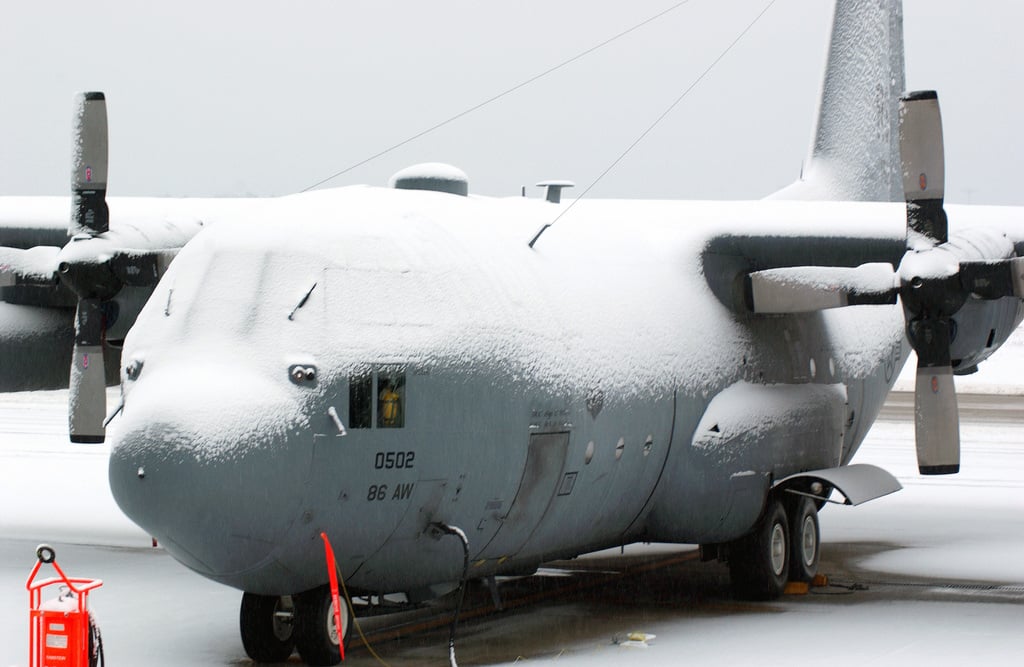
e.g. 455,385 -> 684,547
240,592 -> 295,662
294,584 -> 352,667
240,586 -> 352,665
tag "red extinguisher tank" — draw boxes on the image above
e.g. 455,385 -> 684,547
26,545 -> 104,667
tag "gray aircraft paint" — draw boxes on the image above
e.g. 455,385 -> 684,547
3,0 -> 1024,625
105,185 -> 1024,597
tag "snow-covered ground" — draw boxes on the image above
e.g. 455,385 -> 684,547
2,330 -> 1023,666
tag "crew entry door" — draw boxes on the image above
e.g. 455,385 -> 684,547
475,432 -> 570,560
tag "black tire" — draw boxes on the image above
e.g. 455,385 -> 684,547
240,592 -> 295,663
729,498 -> 790,600
787,495 -> 820,583
294,585 -> 351,667
87,613 -> 102,667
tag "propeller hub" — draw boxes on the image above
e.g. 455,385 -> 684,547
55,237 -> 123,300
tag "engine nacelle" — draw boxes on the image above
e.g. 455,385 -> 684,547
940,229 -> 1024,373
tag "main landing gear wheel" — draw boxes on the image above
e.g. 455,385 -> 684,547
240,592 -> 295,662
294,584 -> 351,667
729,498 -> 790,600
787,495 -> 820,583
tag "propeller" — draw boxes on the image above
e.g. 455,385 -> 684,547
898,90 -> 963,474
1,92 -> 186,442
55,93 -> 174,442
60,93 -> 117,443
745,91 -> 1024,475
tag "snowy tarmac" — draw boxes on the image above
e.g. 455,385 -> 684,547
2,389 -> 1023,666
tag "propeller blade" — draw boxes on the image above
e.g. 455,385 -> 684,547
745,263 -> 897,313
71,92 -> 109,237
914,364 -> 960,475
909,318 -> 960,474
69,298 -> 107,443
899,91 -> 947,245
0,246 -> 59,285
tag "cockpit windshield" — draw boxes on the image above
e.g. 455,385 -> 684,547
174,249 -> 321,344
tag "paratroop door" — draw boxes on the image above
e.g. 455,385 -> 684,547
475,432 -> 569,560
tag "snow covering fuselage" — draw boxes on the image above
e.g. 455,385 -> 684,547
105,185 -> 1024,596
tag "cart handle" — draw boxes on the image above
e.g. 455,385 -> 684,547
25,545 -> 104,596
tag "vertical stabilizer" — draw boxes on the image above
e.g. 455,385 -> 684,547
770,0 -> 905,202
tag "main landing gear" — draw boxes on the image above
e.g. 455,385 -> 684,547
727,493 -> 820,600
240,584 -> 352,666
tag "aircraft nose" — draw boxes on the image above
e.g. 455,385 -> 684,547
108,367 -> 312,583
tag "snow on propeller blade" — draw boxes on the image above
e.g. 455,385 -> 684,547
56,92 -> 170,443
746,91 -> 1024,475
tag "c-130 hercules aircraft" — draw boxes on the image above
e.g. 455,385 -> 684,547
2,0 -> 1024,664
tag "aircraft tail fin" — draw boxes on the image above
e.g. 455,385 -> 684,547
769,0 -> 905,202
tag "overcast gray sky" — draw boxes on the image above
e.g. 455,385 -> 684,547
1,1 -> 1021,204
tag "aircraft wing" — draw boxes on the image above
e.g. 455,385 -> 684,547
0,194 -> 258,397
0,197 -> 69,249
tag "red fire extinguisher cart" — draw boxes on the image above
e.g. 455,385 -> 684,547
26,544 -> 103,667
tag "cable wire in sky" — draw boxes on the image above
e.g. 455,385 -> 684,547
529,0 -> 779,248
301,0 -> 694,192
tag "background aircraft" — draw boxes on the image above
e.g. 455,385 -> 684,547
2,1 -> 1023,666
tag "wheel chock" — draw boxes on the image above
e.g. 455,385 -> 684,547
616,632 -> 656,648
784,574 -> 830,595
784,581 -> 810,595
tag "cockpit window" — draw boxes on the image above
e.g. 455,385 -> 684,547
347,368 -> 406,429
378,370 -> 405,428
349,374 -> 373,429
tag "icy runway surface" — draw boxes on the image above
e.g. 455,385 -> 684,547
2,391 -> 1024,666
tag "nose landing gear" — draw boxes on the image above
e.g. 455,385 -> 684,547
239,592 -> 295,662
294,584 -> 352,666
240,586 -> 351,666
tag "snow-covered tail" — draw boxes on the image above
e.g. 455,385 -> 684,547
770,0 -> 906,202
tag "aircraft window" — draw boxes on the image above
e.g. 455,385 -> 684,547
377,370 -> 405,428
349,374 -> 373,429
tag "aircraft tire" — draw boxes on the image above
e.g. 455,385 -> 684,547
240,592 -> 295,662
294,584 -> 350,667
786,496 -> 820,582
728,498 -> 790,600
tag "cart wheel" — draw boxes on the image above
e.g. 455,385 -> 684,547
88,613 -> 103,667
36,544 -> 56,564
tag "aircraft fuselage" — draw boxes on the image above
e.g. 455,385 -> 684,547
107,187 -> 1023,596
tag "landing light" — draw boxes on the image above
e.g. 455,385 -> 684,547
289,365 -> 317,384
